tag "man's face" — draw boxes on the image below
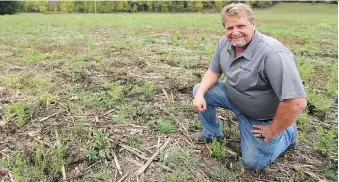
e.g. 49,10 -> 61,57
223,13 -> 256,48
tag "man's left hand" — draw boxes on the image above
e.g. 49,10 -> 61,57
251,125 -> 276,144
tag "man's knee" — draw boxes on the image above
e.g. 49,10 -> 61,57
193,83 -> 200,96
242,153 -> 269,170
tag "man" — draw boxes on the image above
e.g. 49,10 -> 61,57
191,3 -> 307,170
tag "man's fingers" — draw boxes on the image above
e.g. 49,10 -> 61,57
253,134 -> 261,137
252,125 -> 263,129
251,129 -> 262,134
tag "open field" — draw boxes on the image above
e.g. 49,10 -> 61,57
0,2 -> 337,182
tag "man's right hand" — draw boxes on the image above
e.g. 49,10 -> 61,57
193,95 -> 207,112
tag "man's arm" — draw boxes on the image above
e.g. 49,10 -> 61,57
252,98 -> 307,143
193,70 -> 221,112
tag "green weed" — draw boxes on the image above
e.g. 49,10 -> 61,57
71,120 -> 87,138
105,82 -> 124,101
23,48 -> 57,62
296,112 -> 309,131
298,59 -> 313,83
161,147 -> 201,170
86,129 -> 110,160
156,119 -> 173,134
214,166 -> 236,182
5,102 -> 29,128
127,135 -> 142,148
40,93 -> 56,106
211,139 -> 226,159
313,126 -> 335,154
0,74 -> 50,95
325,63 -> 338,97
5,144 -> 67,182
307,90 -> 333,116
167,169 -> 188,182
132,80 -> 156,97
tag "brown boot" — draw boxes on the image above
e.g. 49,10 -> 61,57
189,132 -> 224,144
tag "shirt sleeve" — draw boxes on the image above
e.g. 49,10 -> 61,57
264,52 -> 306,101
208,39 -> 223,74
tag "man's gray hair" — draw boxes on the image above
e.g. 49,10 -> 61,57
221,3 -> 255,25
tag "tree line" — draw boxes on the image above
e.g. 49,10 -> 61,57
0,1 -> 337,15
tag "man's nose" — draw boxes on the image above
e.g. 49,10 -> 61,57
231,30 -> 240,36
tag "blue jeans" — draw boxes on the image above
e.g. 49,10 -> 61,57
193,81 -> 297,170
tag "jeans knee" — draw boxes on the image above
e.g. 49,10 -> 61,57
193,83 -> 200,96
242,154 -> 268,170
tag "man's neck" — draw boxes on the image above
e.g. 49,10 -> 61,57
235,46 -> 247,57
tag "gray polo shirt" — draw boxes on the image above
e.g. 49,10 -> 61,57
209,31 -> 306,120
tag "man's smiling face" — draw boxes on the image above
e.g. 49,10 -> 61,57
223,13 -> 256,48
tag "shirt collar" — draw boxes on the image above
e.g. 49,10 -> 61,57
227,30 -> 261,60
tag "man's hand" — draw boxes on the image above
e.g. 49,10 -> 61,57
251,125 -> 276,144
193,95 -> 207,112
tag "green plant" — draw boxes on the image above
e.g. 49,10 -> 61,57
24,48 -> 57,62
105,82 -> 124,101
86,129 -> 110,160
87,39 -> 94,50
211,139 -> 226,159
132,80 -> 156,97
325,63 -> 338,97
71,120 -> 87,138
214,166 -> 236,182
5,102 -> 28,128
156,120 -> 173,134
40,93 -> 56,106
167,169 -> 188,182
298,59 -> 313,82
313,126 -> 335,154
161,147 -> 201,170
296,112 -> 309,131
307,90 -> 333,115
6,144 -> 67,181
128,135 -> 142,148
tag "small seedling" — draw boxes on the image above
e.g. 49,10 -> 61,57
86,129 -> 110,160
211,138 -> 226,159
156,120 -> 173,134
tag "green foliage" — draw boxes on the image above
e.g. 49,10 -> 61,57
298,59 -> 313,82
71,120 -> 87,138
325,63 -> 338,96
156,120 -> 174,134
0,1 -> 19,15
40,93 -> 56,106
211,139 -> 226,159
0,74 -> 50,95
105,82 -> 124,101
86,129 -> 110,160
127,135 -> 142,148
313,127 -> 335,154
307,90 -> 333,115
167,169 -> 188,182
161,148 -> 201,170
5,145 -> 67,181
296,112 -> 309,130
132,80 -> 156,97
214,166 -> 236,182
5,102 -> 29,128
24,48 -> 57,62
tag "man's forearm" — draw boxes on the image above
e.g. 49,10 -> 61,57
269,98 -> 307,137
195,70 -> 221,97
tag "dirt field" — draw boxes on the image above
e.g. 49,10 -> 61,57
0,3 -> 337,182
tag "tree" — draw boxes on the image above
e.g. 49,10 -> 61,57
0,1 -> 19,15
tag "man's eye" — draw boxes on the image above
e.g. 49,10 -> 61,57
227,27 -> 233,30
238,25 -> 245,28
